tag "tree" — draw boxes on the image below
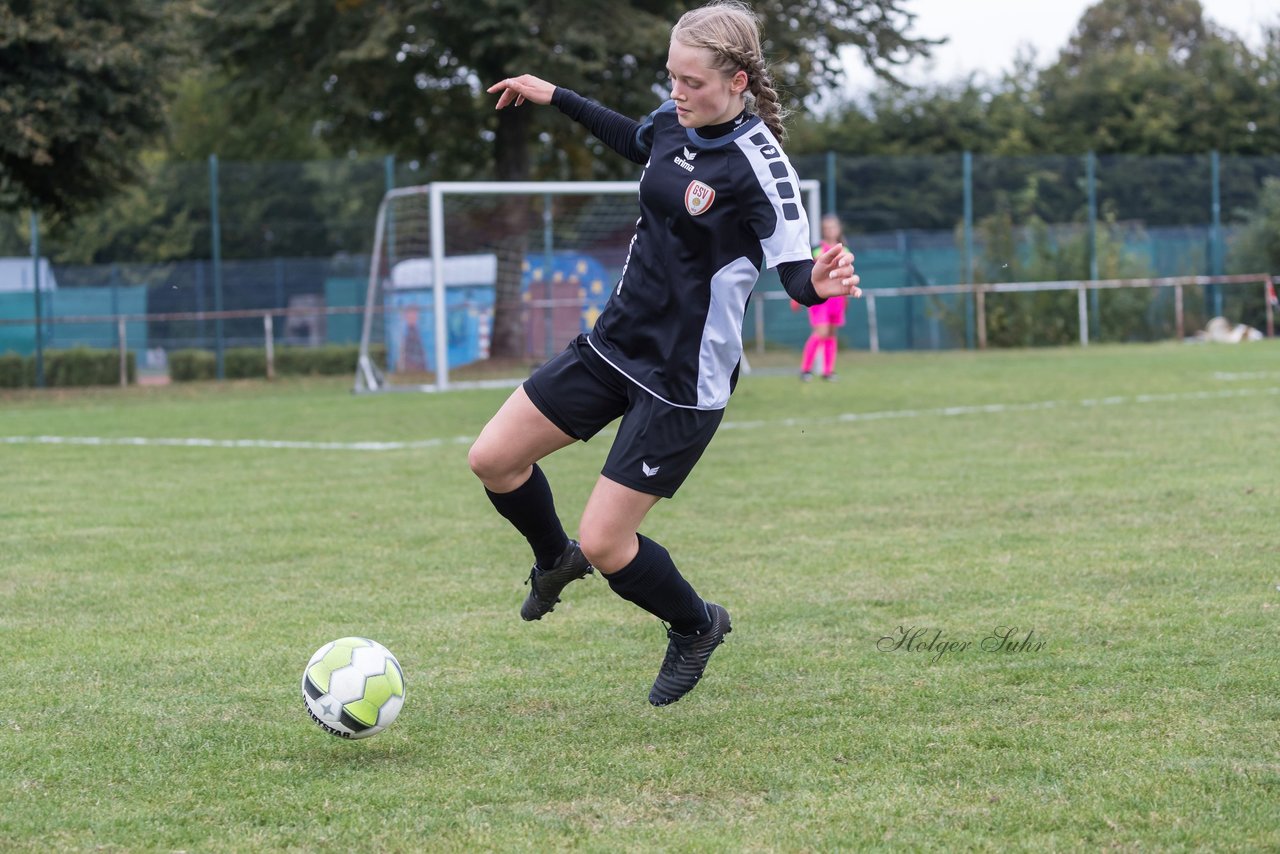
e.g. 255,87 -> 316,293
1232,178 -> 1280,274
786,49 -> 1054,233
791,51 -> 1042,160
1036,0 -> 1278,155
962,174 -> 1154,347
1227,176 -> 1280,331
790,0 -> 1280,243
33,66 -> 359,266
0,0 -> 180,215
193,0 -> 935,357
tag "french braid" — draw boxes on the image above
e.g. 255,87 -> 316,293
672,1 -> 789,140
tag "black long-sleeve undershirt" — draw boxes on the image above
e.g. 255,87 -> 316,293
778,260 -> 821,306
552,87 -> 648,164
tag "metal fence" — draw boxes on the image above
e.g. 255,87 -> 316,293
2,151 -> 1278,383
2,273 -> 1272,390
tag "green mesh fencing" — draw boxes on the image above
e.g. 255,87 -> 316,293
2,152 -> 1276,358
0,286 -> 146,356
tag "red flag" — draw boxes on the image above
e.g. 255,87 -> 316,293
1268,279 -> 1279,308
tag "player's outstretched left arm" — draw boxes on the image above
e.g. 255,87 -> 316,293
488,75 -> 556,109
812,243 -> 862,299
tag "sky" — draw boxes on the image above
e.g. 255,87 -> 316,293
840,0 -> 1277,88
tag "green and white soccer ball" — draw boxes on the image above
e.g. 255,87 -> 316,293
301,637 -> 405,739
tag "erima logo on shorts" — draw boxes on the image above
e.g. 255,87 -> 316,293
642,461 -> 661,477
674,146 -> 697,172
684,180 -> 715,216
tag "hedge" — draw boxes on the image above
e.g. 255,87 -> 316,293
0,353 -> 30,388
0,348 -> 135,388
169,344 -> 384,382
1,345 -> 381,387
168,349 -> 217,382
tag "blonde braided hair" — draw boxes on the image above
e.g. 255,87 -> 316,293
671,1 -> 788,140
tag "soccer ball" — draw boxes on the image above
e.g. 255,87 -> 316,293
301,637 -> 405,739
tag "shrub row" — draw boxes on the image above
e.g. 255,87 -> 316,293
169,344 -> 384,382
0,348 -> 135,389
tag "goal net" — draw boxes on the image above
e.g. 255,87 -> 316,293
354,180 -> 822,393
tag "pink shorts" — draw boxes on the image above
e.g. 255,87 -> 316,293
808,297 -> 846,327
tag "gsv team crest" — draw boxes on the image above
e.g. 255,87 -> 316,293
684,180 -> 715,216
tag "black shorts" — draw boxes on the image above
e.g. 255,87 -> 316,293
523,335 -> 724,498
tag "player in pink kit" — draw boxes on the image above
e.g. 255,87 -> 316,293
796,214 -> 849,381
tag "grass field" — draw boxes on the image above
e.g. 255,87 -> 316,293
2,342 -> 1278,851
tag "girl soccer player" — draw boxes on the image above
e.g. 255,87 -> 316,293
797,214 -> 851,381
471,0 -> 861,706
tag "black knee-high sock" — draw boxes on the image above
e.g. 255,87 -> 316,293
484,464 -> 569,571
606,534 -> 711,635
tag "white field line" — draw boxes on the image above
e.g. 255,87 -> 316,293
2,386 -> 1276,453
0,435 -> 476,451
719,386 -> 1280,432
1212,371 -> 1280,382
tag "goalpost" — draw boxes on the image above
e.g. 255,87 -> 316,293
354,179 -> 822,393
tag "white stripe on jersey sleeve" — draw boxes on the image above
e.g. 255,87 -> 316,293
734,130 -> 813,269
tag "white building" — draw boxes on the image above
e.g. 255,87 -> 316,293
0,257 -> 58,292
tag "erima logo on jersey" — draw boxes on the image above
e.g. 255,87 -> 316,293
674,146 -> 697,172
684,180 -> 715,216
642,461 -> 661,477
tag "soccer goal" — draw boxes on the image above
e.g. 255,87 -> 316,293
354,179 -> 822,393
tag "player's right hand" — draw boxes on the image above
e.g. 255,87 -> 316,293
488,75 -> 556,109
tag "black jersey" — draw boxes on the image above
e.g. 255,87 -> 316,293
573,99 -> 814,410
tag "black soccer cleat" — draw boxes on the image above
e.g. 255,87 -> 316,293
520,540 -> 594,621
648,602 -> 732,706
